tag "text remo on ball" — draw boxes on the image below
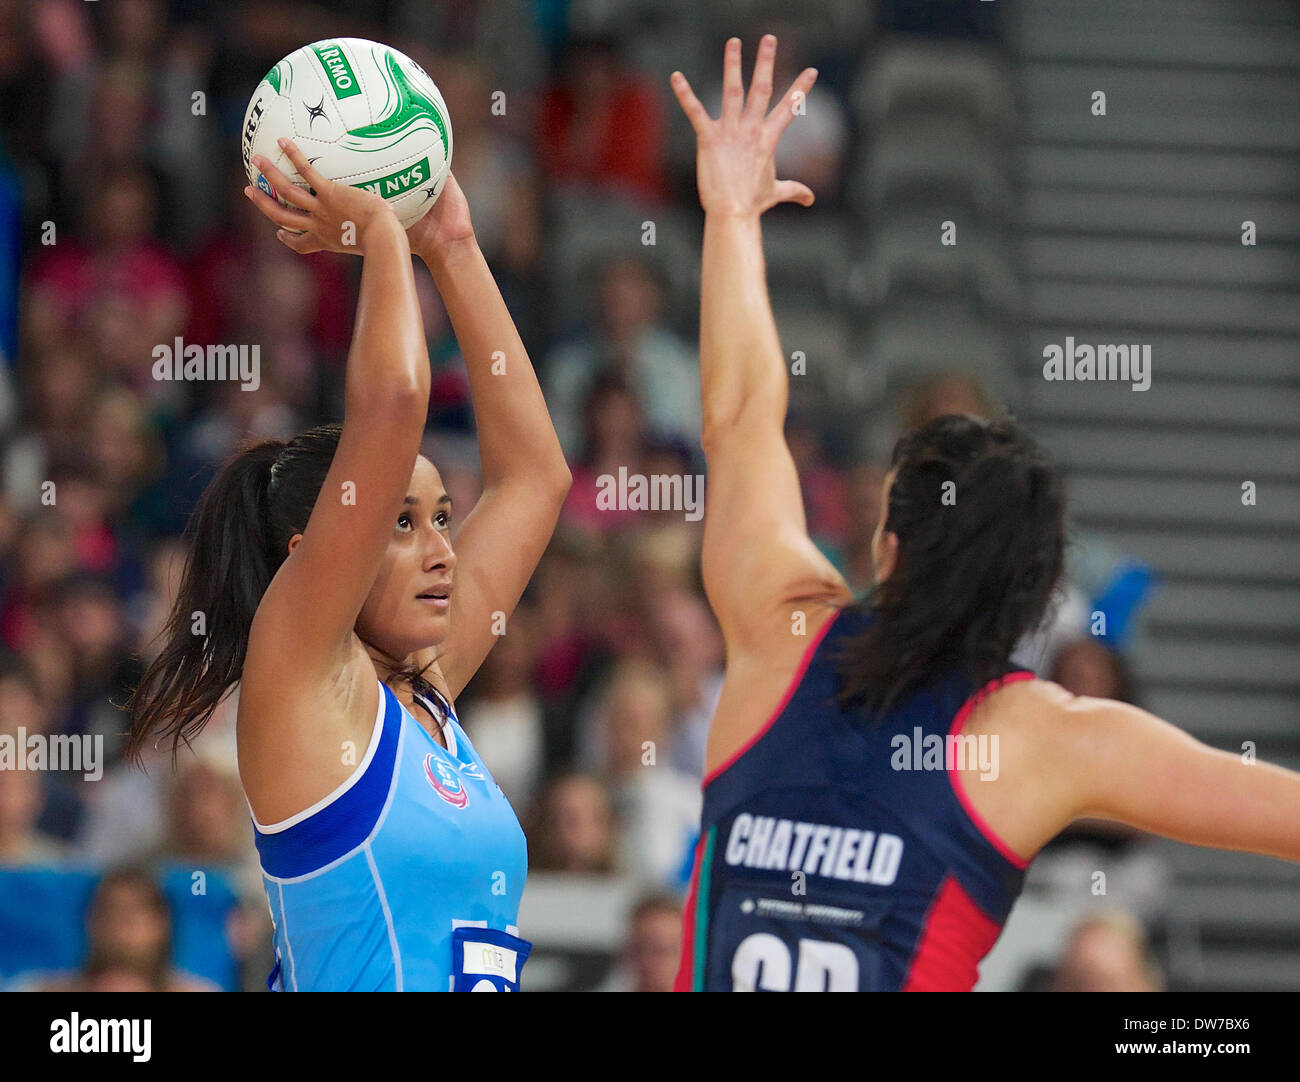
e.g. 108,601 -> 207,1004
241,37 -> 453,229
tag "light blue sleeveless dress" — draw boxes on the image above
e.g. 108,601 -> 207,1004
251,679 -> 531,991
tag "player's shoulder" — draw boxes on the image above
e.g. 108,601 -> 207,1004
977,673 -> 1077,724
996,676 -> 1132,723
978,675 -> 1134,761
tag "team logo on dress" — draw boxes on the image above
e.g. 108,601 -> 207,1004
425,753 -> 469,808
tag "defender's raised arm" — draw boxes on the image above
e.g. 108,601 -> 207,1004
671,37 -> 852,651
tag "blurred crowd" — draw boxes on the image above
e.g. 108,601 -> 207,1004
0,0 -> 1159,991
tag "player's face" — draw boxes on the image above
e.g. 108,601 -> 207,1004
871,468 -> 899,585
356,456 -> 457,656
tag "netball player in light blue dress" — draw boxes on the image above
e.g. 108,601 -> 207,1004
126,138 -> 571,990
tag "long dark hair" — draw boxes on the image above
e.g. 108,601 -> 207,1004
125,422 -> 438,765
836,415 -> 1067,717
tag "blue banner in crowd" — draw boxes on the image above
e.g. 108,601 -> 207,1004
0,865 -> 241,991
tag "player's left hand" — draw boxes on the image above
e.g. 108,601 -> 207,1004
247,137 -> 397,255
406,172 -> 475,258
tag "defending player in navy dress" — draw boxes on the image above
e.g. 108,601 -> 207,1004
676,606 -> 1033,992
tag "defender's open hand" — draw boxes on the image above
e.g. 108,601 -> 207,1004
671,35 -> 818,218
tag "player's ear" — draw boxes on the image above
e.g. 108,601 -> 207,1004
287,532 -> 304,556
873,530 -> 899,585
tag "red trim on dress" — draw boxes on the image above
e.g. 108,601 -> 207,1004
946,671 -> 1037,871
672,833 -> 708,991
702,609 -> 845,790
902,874 -> 1004,991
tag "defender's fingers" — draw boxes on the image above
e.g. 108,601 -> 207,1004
745,34 -> 778,120
765,67 -> 819,141
670,71 -> 712,133
721,37 -> 744,121
245,185 -> 314,231
774,179 -> 815,208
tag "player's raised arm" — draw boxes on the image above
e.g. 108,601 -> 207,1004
671,37 -> 853,648
242,139 -> 431,680
406,175 -> 571,699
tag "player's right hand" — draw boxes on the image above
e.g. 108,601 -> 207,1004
246,137 -> 399,255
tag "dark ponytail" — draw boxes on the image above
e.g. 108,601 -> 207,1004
126,421 -> 443,765
836,415 -> 1067,717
